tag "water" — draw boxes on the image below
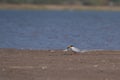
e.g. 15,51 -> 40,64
0,10 -> 120,50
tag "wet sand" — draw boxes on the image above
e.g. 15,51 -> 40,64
0,48 -> 120,80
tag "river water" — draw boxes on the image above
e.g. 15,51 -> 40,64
0,10 -> 120,50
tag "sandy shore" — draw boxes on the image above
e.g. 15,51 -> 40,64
0,48 -> 120,80
0,4 -> 120,11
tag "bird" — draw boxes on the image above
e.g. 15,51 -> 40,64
66,45 -> 81,53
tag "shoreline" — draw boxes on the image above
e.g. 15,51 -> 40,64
0,48 -> 120,80
0,48 -> 120,54
0,4 -> 120,11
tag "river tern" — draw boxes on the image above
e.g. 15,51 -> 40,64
64,45 -> 81,53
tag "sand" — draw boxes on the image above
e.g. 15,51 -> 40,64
0,48 -> 120,80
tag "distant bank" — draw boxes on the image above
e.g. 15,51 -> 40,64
0,4 -> 120,11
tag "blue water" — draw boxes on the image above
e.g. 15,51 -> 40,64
0,10 -> 120,50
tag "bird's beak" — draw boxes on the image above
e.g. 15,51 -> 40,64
67,45 -> 73,49
67,46 -> 71,49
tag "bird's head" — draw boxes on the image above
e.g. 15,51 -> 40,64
67,45 -> 73,49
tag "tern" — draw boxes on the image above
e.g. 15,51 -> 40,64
65,45 -> 81,53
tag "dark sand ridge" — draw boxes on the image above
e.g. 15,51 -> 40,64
0,4 -> 120,11
0,48 -> 120,80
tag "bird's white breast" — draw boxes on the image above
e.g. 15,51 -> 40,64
71,47 -> 80,52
